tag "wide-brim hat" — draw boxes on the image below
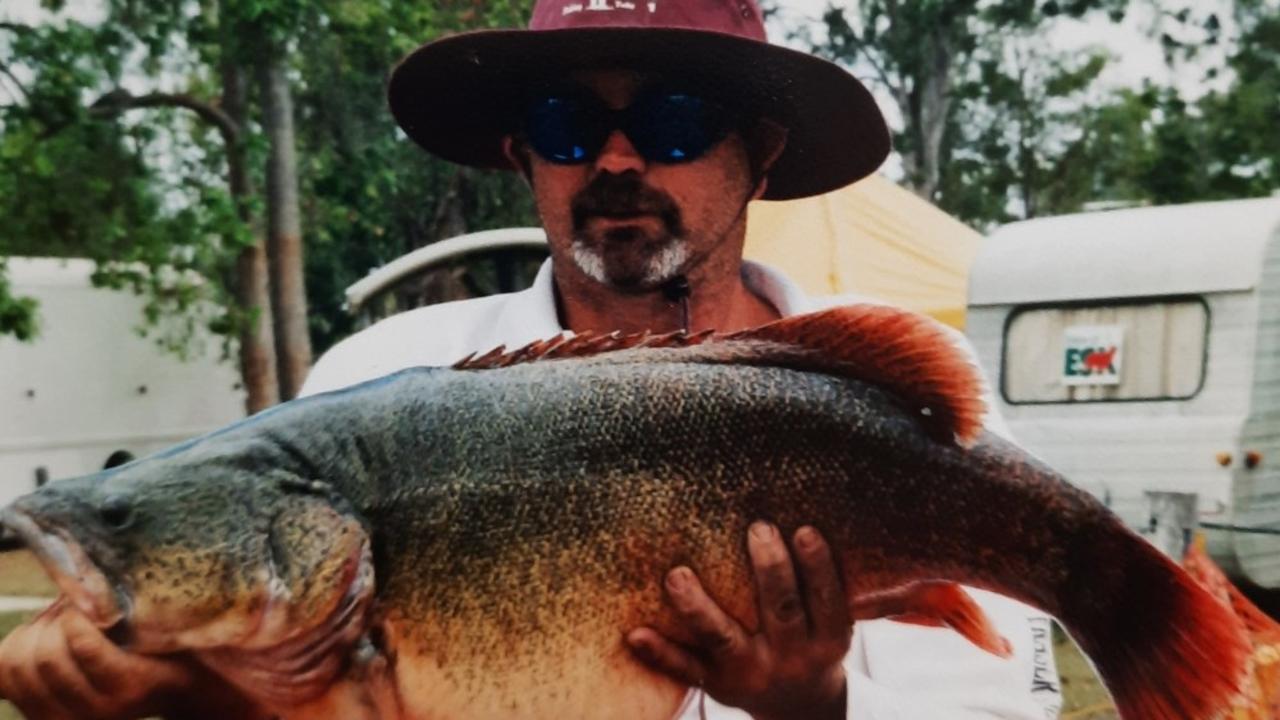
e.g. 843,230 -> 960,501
387,0 -> 890,201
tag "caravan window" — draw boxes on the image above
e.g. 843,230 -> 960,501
1002,297 -> 1208,403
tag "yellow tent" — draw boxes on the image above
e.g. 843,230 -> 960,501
744,174 -> 981,329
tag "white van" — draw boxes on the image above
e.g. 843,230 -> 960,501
966,198 -> 1280,587
0,257 -> 245,513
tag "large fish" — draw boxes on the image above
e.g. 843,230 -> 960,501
0,306 -> 1250,719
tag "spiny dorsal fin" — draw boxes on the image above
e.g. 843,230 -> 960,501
453,306 -> 985,445
453,329 -> 715,369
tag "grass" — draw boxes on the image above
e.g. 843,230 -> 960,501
0,551 -> 57,598
1055,629 -> 1119,719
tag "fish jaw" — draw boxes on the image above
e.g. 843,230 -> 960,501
0,506 -> 125,628
196,538 -> 377,709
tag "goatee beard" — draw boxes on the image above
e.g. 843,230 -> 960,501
572,236 -> 690,291
570,172 -> 690,292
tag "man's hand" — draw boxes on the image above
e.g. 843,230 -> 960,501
0,599 -> 263,720
627,523 -> 851,720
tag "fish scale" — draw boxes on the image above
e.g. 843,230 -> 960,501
1,304 -> 1252,719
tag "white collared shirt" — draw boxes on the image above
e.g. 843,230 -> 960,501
301,260 -> 1061,720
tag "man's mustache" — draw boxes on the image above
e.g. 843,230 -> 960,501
571,173 -> 685,235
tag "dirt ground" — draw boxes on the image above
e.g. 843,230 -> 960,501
0,551 -> 57,598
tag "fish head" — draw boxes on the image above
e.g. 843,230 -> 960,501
1,455 -> 372,655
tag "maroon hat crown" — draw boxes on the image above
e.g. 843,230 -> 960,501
531,0 -> 767,41
387,0 -> 890,200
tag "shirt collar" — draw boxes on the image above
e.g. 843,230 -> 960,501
506,258 -> 811,336
487,259 -> 565,345
739,259 -> 815,317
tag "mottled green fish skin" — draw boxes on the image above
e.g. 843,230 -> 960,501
4,343 -> 1237,718
225,357 -> 1083,665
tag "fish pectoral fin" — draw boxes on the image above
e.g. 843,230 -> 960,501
850,581 -> 1012,658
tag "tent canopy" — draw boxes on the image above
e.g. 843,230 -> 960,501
744,174 -> 981,328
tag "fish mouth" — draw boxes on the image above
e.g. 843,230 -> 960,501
0,507 -> 126,628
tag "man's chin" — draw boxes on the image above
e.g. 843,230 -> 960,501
571,239 -> 689,294
600,274 -> 668,295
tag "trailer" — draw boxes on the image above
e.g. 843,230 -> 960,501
966,197 -> 1280,587
0,257 -> 245,514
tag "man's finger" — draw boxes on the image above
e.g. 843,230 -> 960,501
664,566 -> 749,661
28,618 -> 109,719
626,628 -> 710,687
792,526 -> 850,643
61,607 -> 136,695
747,521 -> 807,651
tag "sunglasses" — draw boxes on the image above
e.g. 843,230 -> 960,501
523,89 -> 735,166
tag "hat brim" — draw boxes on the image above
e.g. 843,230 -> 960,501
388,27 -> 890,200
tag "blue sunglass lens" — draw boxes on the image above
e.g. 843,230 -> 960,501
524,93 -> 730,165
628,94 -> 726,164
525,97 -> 604,165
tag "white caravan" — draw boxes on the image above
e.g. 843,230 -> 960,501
0,257 -> 245,515
966,198 -> 1280,587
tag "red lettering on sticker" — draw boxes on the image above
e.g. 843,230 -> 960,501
1083,347 -> 1117,373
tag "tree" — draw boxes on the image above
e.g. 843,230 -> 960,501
0,0 -> 540,406
1064,1 -> 1279,208
289,0 -> 538,353
0,17 -> 249,366
815,0 -> 1128,224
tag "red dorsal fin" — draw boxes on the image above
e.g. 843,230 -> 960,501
725,305 -> 987,445
453,329 -> 715,369
454,305 -> 986,445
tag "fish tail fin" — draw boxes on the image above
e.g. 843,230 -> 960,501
1060,535 -> 1249,719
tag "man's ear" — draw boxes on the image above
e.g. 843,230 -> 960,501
501,135 -> 534,185
746,118 -> 788,200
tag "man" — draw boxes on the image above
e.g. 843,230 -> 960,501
307,2 -> 1064,718
0,1 -> 1062,718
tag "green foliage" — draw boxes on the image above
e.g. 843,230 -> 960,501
815,0 -> 1279,226
290,0 -> 537,352
1074,2 -> 1280,208
0,0 -> 539,357
0,261 -> 39,342
817,0 -> 1131,225
0,19 -> 239,356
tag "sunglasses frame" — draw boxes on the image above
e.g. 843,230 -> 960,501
520,84 -> 738,166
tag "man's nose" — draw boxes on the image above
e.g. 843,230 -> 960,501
593,129 -> 647,175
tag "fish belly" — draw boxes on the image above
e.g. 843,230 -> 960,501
351,364 -> 1039,718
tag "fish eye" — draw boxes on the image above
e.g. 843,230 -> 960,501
98,495 -> 135,531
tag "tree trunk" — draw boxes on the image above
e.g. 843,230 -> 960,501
429,167 -> 469,246
258,55 -> 312,400
222,60 -> 279,413
905,32 -> 953,201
